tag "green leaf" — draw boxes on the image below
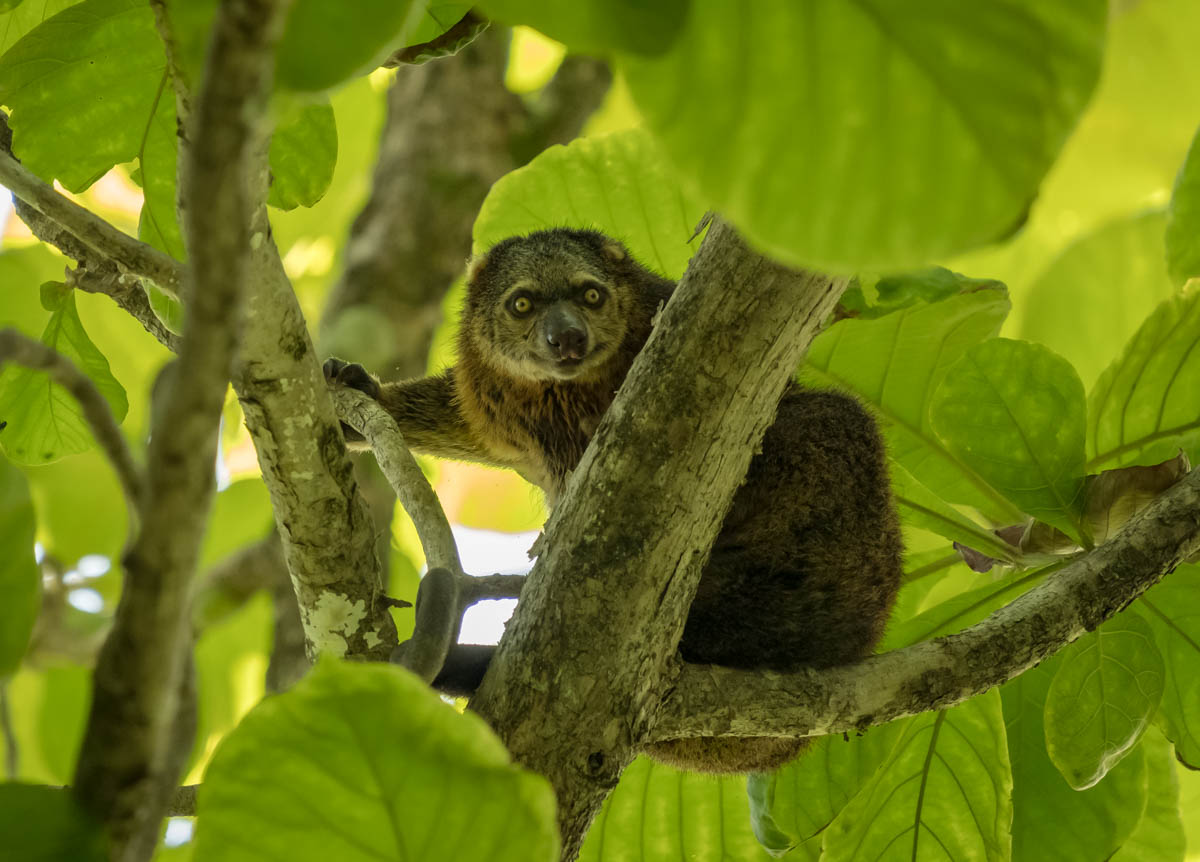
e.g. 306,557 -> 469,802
1044,613 -> 1165,789
1020,210 -> 1178,390
2,665 -> 90,782
479,0 -> 688,56
1003,653 -> 1149,862
799,283 -> 1020,523
190,592 -> 271,780
890,462 -> 1019,564
29,664 -> 90,783
577,757 -> 770,862
0,290 -> 129,465
154,0 -> 213,90
1137,568 -> 1200,769
1111,728 -> 1186,862
136,70 -> 186,261
0,0 -> 80,57
406,2 -> 472,46
0,0 -> 164,191
882,565 -> 1052,651
1088,286 -> 1200,471
267,100 -> 338,211
276,0 -> 421,92
822,691 -> 1012,862
845,268 -> 1005,320
930,338 -> 1088,542
0,784 -> 107,861
1168,125 -> 1200,284
621,0 -> 1106,271
194,660 -> 558,862
748,725 -> 903,860
474,128 -> 704,280
0,460 -> 37,676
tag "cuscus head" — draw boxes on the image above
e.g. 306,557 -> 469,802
463,228 -> 637,382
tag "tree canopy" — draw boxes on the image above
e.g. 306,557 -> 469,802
1,1 -> 1200,861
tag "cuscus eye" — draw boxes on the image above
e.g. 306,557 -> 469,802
511,295 -> 534,316
583,286 -> 605,306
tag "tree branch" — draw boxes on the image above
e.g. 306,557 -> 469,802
0,143 -> 184,299
648,466 -> 1200,745
469,217 -> 848,860
384,10 -> 490,66
71,2 -> 289,858
510,54 -> 612,164
321,26 -> 523,370
330,386 -> 462,681
141,2 -> 403,665
461,573 -> 525,604
0,329 -> 144,516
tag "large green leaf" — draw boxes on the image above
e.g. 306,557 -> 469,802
407,3 -> 472,46
0,459 -> 37,676
0,784 -> 106,861
474,129 -> 704,280
1167,125 -> 1200,284
821,691 -> 1012,862
1,665 -> 90,782
946,0 -> 1200,308
622,0 -> 1106,271
577,757 -> 770,862
1087,286 -> 1200,471
479,0 -> 688,56
1111,728 -> 1186,862
1137,567 -> 1200,769
194,660 -> 558,862
930,338 -> 1087,542
0,287 -> 129,465
799,284 -> 1020,523
1044,613 -> 1165,790
276,0 -> 421,91
189,592 -> 271,781
0,0 -> 164,191
881,565 -> 1052,651
1020,210 -> 1178,390
890,462 -> 1020,565
0,0 -> 79,55
266,100 -> 338,211
1003,653 -> 1149,862
136,70 -> 185,261
747,724 -> 903,860
0,0 -> 341,226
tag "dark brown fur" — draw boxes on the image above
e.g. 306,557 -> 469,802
325,228 -> 903,773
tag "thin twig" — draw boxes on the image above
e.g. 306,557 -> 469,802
0,329 -> 145,515
0,147 -> 185,298
461,573 -> 526,605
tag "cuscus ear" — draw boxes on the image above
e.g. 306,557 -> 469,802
600,240 -> 627,263
466,251 -> 489,285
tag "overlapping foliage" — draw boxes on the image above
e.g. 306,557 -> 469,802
2,1 -> 1200,860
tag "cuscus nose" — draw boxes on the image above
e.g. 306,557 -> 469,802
547,326 -> 587,360
543,306 -> 588,360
